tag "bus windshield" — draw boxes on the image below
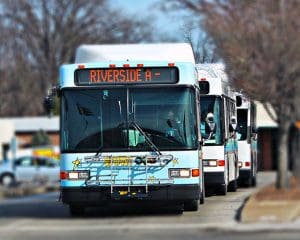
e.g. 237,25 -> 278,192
237,109 -> 248,141
61,87 -> 198,152
200,96 -> 223,145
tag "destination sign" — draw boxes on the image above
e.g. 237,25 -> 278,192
75,67 -> 179,85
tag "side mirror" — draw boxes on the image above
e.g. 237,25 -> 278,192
44,85 -> 60,117
44,96 -> 54,116
252,126 -> 258,134
236,96 -> 242,107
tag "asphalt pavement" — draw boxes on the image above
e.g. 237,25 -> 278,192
1,171 -> 299,240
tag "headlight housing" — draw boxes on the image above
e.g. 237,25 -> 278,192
169,168 -> 190,178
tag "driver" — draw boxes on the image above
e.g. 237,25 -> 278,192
165,110 -> 181,138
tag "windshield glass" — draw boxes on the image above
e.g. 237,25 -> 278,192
237,109 -> 248,141
61,87 -> 197,152
200,96 -> 223,145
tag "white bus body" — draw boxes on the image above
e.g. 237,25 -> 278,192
236,93 -> 257,187
197,63 -> 239,195
53,43 -> 205,215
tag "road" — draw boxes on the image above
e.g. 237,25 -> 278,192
0,171 -> 299,240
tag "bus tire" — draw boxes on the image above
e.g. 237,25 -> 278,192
200,185 -> 205,205
244,177 -> 252,187
228,179 -> 237,192
184,200 -> 199,211
252,176 -> 257,187
200,171 -> 205,204
69,205 -> 85,217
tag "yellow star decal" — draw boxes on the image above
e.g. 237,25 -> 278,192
72,158 -> 81,170
172,158 -> 179,166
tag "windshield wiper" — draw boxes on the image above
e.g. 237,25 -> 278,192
95,145 -> 104,157
131,121 -> 161,156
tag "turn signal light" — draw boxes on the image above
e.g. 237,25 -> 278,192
192,169 -> 200,177
60,171 -> 68,180
218,160 -> 225,166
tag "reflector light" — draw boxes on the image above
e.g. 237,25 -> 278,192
109,64 -> 116,68
168,63 -> 175,67
192,169 -> 200,177
218,160 -> 225,166
78,64 -> 85,69
123,64 -> 130,68
60,171 -> 68,180
137,64 -> 144,67
245,162 -> 251,167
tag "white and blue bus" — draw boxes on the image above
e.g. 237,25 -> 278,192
235,93 -> 257,187
47,44 -> 205,215
196,64 -> 239,195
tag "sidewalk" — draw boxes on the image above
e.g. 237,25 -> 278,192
0,182 -> 59,199
241,176 -> 300,223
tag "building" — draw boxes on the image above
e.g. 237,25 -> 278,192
0,120 -> 14,160
255,102 -> 278,171
0,116 -> 59,161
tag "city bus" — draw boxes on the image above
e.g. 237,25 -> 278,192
196,63 -> 239,195
46,43 -> 205,215
235,92 -> 257,187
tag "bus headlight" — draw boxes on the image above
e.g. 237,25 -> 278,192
169,168 -> 190,178
203,160 -> 217,167
68,171 -> 90,180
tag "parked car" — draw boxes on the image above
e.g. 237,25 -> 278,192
0,156 -> 60,187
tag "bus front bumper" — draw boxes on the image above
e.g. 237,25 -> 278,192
204,172 -> 225,186
61,184 -> 200,206
238,169 -> 251,180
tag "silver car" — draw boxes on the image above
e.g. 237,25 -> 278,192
0,156 -> 60,187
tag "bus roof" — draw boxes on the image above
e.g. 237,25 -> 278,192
235,92 -> 251,109
75,43 -> 195,64
196,63 -> 235,98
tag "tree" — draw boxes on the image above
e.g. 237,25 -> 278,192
32,129 -> 51,147
0,0 -> 159,116
181,20 -> 218,63
173,0 -> 300,188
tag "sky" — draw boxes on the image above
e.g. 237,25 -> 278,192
112,0 -> 193,41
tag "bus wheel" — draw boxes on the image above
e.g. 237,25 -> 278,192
252,176 -> 257,187
228,179 -> 237,192
184,200 -> 199,211
200,185 -> 205,205
216,184 -> 227,196
200,174 -> 205,204
69,205 -> 85,217
243,177 -> 252,187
